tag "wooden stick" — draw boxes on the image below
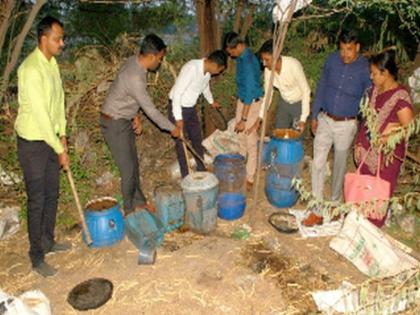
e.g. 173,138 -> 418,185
250,0 -> 298,228
406,151 -> 420,165
180,135 -> 207,167
181,132 -> 193,175
66,169 -> 93,245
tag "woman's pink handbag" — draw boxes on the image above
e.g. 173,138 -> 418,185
344,149 -> 391,223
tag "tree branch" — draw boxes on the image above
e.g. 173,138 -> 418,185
239,3 -> 256,38
0,0 -> 16,59
232,0 -> 244,33
1,0 -> 46,112
293,6 -> 350,21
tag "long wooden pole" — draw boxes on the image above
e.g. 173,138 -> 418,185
66,169 -> 93,245
250,0 -> 299,227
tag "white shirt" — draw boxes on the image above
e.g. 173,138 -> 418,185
260,56 -> 311,122
169,59 -> 214,120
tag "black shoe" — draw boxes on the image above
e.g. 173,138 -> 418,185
33,261 -> 57,277
45,241 -> 72,256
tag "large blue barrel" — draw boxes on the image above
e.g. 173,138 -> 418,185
153,184 -> 185,233
265,129 -> 304,208
181,172 -> 219,234
213,154 -> 246,220
84,197 -> 125,248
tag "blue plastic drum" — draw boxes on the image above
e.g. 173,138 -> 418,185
217,192 -> 246,220
213,154 -> 247,220
84,197 -> 125,248
153,184 -> 185,233
181,172 -> 219,234
264,129 -> 304,208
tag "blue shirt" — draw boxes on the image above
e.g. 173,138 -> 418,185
236,47 -> 263,105
312,51 -> 371,119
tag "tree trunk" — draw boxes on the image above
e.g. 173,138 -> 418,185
414,42 -> 420,70
196,0 -> 219,57
1,0 -> 46,113
239,3 -> 256,38
232,0 -> 244,33
0,0 -> 16,59
196,0 -> 220,136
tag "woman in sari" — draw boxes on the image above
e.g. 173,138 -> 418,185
354,51 -> 414,227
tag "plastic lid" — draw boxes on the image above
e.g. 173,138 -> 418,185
214,153 -> 245,165
181,171 -> 219,192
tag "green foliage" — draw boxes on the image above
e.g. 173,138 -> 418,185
359,92 -> 420,161
292,0 -> 419,61
292,178 -> 397,219
41,0 -> 194,48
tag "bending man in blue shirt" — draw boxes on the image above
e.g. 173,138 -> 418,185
304,30 -> 371,226
224,32 -> 263,191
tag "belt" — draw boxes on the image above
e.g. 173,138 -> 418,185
240,98 -> 260,104
325,112 -> 356,121
101,112 -> 114,120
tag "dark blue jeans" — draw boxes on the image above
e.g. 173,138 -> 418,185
168,101 -> 205,178
17,137 -> 60,267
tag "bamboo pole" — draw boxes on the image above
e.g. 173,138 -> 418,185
66,169 -> 93,246
181,132 -> 193,175
249,0 -> 299,227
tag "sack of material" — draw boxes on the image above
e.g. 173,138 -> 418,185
344,150 -> 390,222
329,211 -> 419,277
0,289 -> 51,315
0,205 -> 20,240
202,119 -> 239,158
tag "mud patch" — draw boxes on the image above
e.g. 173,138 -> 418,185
242,241 -> 329,313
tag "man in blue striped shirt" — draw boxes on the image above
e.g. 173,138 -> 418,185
304,29 -> 371,226
224,32 -> 263,190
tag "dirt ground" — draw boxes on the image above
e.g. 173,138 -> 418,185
0,186 -> 368,315
0,129 -> 419,315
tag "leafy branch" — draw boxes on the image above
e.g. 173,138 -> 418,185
292,178 -> 403,218
359,92 -> 420,163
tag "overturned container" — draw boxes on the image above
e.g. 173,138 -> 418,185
181,172 -> 219,234
125,209 -> 164,264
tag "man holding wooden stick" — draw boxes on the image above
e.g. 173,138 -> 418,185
168,50 -> 227,178
224,32 -> 263,191
100,34 -> 181,216
15,16 -> 71,277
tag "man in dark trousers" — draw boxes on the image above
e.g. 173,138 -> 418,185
101,34 -> 181,216
168,50 -> 227,177
15,16 -> 71,277
303,29 -> 371,226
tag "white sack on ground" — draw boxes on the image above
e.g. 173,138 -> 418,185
311,281 -> 358,314
0,289 -> 51,315
202,119 -> 240,158
0,205 -> 20,240
329,211 -> 419,277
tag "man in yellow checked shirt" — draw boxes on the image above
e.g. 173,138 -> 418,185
15,16 -> 71,277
